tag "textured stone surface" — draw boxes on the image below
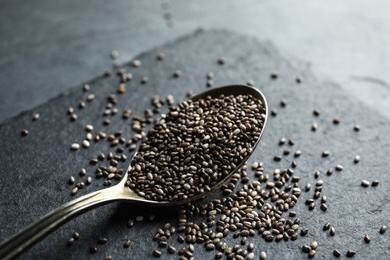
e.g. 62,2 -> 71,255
0,29 -> 389,259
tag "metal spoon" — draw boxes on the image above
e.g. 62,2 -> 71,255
0,84 -> 268,260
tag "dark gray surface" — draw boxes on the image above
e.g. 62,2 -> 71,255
1,0 -> 390,123
0,29 -> 389,259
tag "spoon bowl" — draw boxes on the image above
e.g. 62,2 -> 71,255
0,84 -> 268,259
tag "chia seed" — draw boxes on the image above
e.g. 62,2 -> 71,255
380,225 -> 387,234
21,129 -> 29,136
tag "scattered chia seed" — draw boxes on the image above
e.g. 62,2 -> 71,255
21,129 -> 28,136
354,155 -> 360,163
79,168 -> 86,176
323,223 -> 331,231
167,245 -> 176,253
67,237 -> 75,246
270,72 -> 278,79
215,252 -> 223,259
111,50 -> 119,59
206,243 -> 215,251
85,124 -> 93,132
98,237 -> 108,244
246,79 -> 254,86
296,75 -> 303,83
251,162 -> 260,169
372,180 -> 379,186
335,165 -> 343,171
217,57 -> 226,65
177,236 -> 184,243
104,70 -> 112,77
70,143 -> 80,151
70,113 -> 78,121
72,231 -> 79,240
207,72 -> 214,79
247,252 -> 255,259
32,113 -> 40,121
124,239 -> 131,248
90,158 -> 98,164
346,250 -> 356,257
311,122 -> 318,131
89,246 -> 97,253
173,70 -> 182,78
361,180 -> 370,187
302,245 -> 310,253
364,234 -> 370,243
333,249 -> 341,257
152,249 -> 162,257
379,225 -> 387,234
330,227 -> 336,236
156,52 -> 165,60
141,76 -> 149,84
79,101 -> 86,109
300,228 -> 308,236
206,80 -> 214,87
103,119 -> 111,125
132,60 -> 141,67
274,155 -> 282,162
117,84 -> 126,94
127,219 -> 134,228
82,140 -> 90,148
82,84 -> 90,92
291,161 -> 297,168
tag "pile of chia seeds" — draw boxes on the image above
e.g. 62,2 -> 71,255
126,94 -> 266,202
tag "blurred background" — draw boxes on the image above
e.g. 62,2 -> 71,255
0,0 -> 389,123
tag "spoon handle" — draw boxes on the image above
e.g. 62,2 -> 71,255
0,186 -> 126,260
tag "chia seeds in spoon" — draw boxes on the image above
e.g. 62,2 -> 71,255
126,93 -> 266,201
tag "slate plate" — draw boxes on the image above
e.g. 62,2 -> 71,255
0,29 -> 389,259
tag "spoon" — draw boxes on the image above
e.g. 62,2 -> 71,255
0,84 -> 268,260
